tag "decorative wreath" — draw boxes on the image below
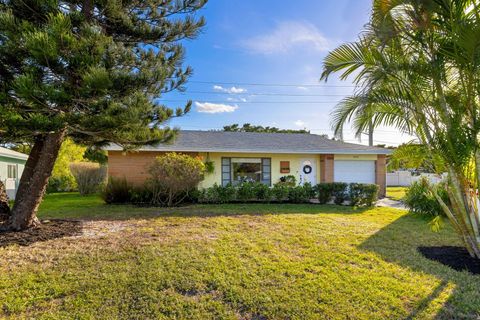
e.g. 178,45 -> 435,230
303,165 -> 312,174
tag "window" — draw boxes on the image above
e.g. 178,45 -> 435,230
280,161 -> 290,173
231,158 -> 262,184
7,164 -> 17,179
221,157 -> 271,186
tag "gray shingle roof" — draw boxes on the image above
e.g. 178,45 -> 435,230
107,130 -> 392,154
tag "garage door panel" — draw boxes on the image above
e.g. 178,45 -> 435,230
334,160 -> 375,184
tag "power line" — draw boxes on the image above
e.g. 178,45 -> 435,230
175,124 -> 404,134
189,80 -> 357,88
181,91 -> 350,97
159,99 -> 343,104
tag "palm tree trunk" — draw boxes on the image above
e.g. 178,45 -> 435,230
4,130 -> 66,231
442,167 -> 480,258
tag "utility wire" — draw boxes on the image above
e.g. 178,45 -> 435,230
159,99 -> 343,104
176,124 -> 405,134
189,80 -> 357,88
180,91 -> 351,97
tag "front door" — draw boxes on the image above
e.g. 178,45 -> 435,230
299,159 -> 316,185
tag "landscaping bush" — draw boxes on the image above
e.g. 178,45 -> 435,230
303,182 -> 316,199
102,177 -> 131,204
316,183 -> 334,204
128,185 -> 154,204
349,183 -> 379,207
272,183 -> 290,202
287,185 -> 309,203
70,162 -> 107,195
254,183 -> 273,201
199,183 -> 236,204
194,181 -> 379,206
404,177 -> 448,216
332,182 -> 348,205
147,153 -> 205,206
47,176 -> 75,193
236,182 -> 257,202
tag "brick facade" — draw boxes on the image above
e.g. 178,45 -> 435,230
108,151 -> 387,198
375,154 -> 387,198
320,154 -> 334,183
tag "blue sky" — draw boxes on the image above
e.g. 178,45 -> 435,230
163,0 -> 414,146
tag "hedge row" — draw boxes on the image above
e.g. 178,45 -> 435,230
103,178 -> 379,207
199,182 -> 379,206
198,182 -> 316,204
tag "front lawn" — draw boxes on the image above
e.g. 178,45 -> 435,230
1,193 -> 479,319
387,186 -> 408,201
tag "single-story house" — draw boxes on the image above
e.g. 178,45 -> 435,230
106,130 -> 392,197
0,147 -> 28,200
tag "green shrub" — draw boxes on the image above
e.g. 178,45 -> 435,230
303,182 -> 316,199
70,162 -> 107,195
201,183 -> 236,203
102,177 -> 131,204
316,183 -> 333,204
236,182 -> 257,202
349,183 -> 379,207
404,177 -> 448,216
288,186 -> 309,203
147,152 -> 205,206
272,183 -> 289,202
47,176 -> 76,193
331,182 -> 348,205
129,185 -> 154,204
254,183 -> 273,201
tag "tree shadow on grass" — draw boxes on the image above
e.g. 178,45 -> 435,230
359,214 -> 480,319
137,203 -> 371,218
39,202 -> 371,221
0,220 -> 83,248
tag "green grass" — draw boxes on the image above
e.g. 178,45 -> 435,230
1,193 -> 479,319
387,186 -> 408,201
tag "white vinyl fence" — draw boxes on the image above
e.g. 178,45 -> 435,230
387,171 -> 446,187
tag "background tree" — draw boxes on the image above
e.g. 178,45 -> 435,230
48,138 -> 87,192
0,0 -> 207,230
388,143 -> 445,173
321,0 -> 480,258
223,123 -> 311,134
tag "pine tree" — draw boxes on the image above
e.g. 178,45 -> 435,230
0,0 -> 207,230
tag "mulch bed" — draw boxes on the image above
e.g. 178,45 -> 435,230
0,220 -> 83,247
418,246 -> 480,275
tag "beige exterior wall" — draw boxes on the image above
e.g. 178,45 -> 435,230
198,152 -> 321,188
107,151 -> 386,196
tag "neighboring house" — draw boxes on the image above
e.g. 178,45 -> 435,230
0,147 -> 28,200
106,130 -> 392,197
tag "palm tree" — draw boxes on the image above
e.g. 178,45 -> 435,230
321,0 -> 480,258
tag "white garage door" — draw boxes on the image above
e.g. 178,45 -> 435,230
334,160 -> 376,184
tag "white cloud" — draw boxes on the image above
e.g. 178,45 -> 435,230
195,101 -> 238,113
227,97 -> 248,102
241,21 -> 331,54
213,85 -> 247,94
294,120 -> 307,127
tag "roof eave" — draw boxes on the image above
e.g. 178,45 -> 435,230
105,146 -> 392,155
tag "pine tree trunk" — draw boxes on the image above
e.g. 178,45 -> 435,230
5,130 -> 66,231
